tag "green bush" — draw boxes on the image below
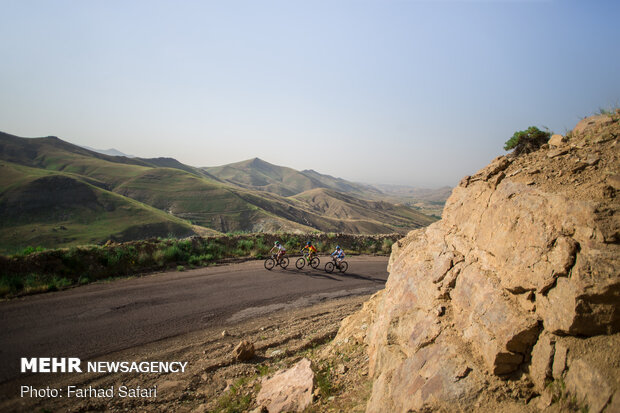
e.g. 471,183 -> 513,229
286,236 -> 301,250
21,246 -> 46,255
164,245 -> 188,262
232,248 -> 246,257
237,239 -> 254,251
315,361 -> 336,398
152,249 -> 165,266
103,247 -> 135,268
0,273 -> 75,297
204,242 -> 224,259
188,255 -> 202,266
137,250 -> 152,265
0,274 -> 24,296
381,239 -> 394,254
46,276 -> 72,292
504,126 -> 551,155
61,247 -> 83,272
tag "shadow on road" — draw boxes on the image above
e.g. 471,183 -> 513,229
338,271 -> 386,284
287,268 -> 386,284
292,269 -> 343,281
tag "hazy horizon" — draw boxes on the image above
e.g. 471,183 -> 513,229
2,0 -> 619,187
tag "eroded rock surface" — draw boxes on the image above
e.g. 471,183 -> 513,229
334,112 -> 620,412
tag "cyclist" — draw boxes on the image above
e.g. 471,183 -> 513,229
300,241 -> 317,262
270,241 -> 286,264
331,245 -> 345,268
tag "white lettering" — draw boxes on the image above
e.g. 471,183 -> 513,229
21,358 -> 37,373
39,358 -> 50,373
68,357 -> 82,372
20,385 -> 60,398
21,358 -> 82,373
52,358 -> 64,372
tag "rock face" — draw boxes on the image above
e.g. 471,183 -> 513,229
334,112 -> 620,412
255,358 -> 314,413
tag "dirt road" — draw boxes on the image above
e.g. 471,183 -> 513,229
0,256 -> 388,384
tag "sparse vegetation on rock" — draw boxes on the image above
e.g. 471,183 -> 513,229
504,125 -> 551,155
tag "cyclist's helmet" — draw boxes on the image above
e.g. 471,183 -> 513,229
306,241 -> 311,246
274,241 -> 280,246
336,245 -> 341,249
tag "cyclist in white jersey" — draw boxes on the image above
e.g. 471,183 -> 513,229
270,241 -> 286,264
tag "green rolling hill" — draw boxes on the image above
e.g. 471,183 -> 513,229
0,131 -> 438,253
202,157 -> 323,196
113,167 -> 313,233
0,161 -> 194,253
299,169 -> 383,198
202,157 -> 384,198
292,188 -> 435,227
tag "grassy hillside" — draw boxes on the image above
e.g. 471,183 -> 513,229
0,132 -> 153,187
0,132 -> 438,252
293,188 -> 435,226
236,188 -> 431,234
203,157 -> 448,217
114,168 -> 313,233
371,184 -> 452,217
0,161 -> 194,253
0,133 -> 313,236
203,158 -> 325,196
204,157 -> 386,199
300,169 -> 383,198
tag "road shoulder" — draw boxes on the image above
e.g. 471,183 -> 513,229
0,293 -> 375,412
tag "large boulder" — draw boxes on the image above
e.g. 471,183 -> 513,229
336,113 -> 620,412
255,358 -> 314,413
232,340 -> 255,362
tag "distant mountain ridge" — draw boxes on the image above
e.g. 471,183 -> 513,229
203,157 -> 449,217
0,131 -> 440,253
81,146 -> 134,158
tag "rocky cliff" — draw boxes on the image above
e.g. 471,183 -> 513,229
334,112 -> 620,412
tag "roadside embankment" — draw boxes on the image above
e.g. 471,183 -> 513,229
0,233 -> 398,298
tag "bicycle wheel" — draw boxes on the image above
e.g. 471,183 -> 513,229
339,261 -> 348,273
310,257 -> 320,269
325,262 -> 334,273
264,258 -> 275,270
279,257 -> 290,269
295,257 -> 306,269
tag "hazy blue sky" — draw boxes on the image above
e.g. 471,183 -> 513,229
1,0 -> 618,187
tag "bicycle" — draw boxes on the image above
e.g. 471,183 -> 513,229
264,254 -> 289,270
325,256 -> 348,273
295,252 -> 320,269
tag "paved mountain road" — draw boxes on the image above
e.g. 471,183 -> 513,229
0,256 -> 388,383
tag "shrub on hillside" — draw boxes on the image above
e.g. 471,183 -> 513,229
504,126 -> 551,156
381,239 -> 394,254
